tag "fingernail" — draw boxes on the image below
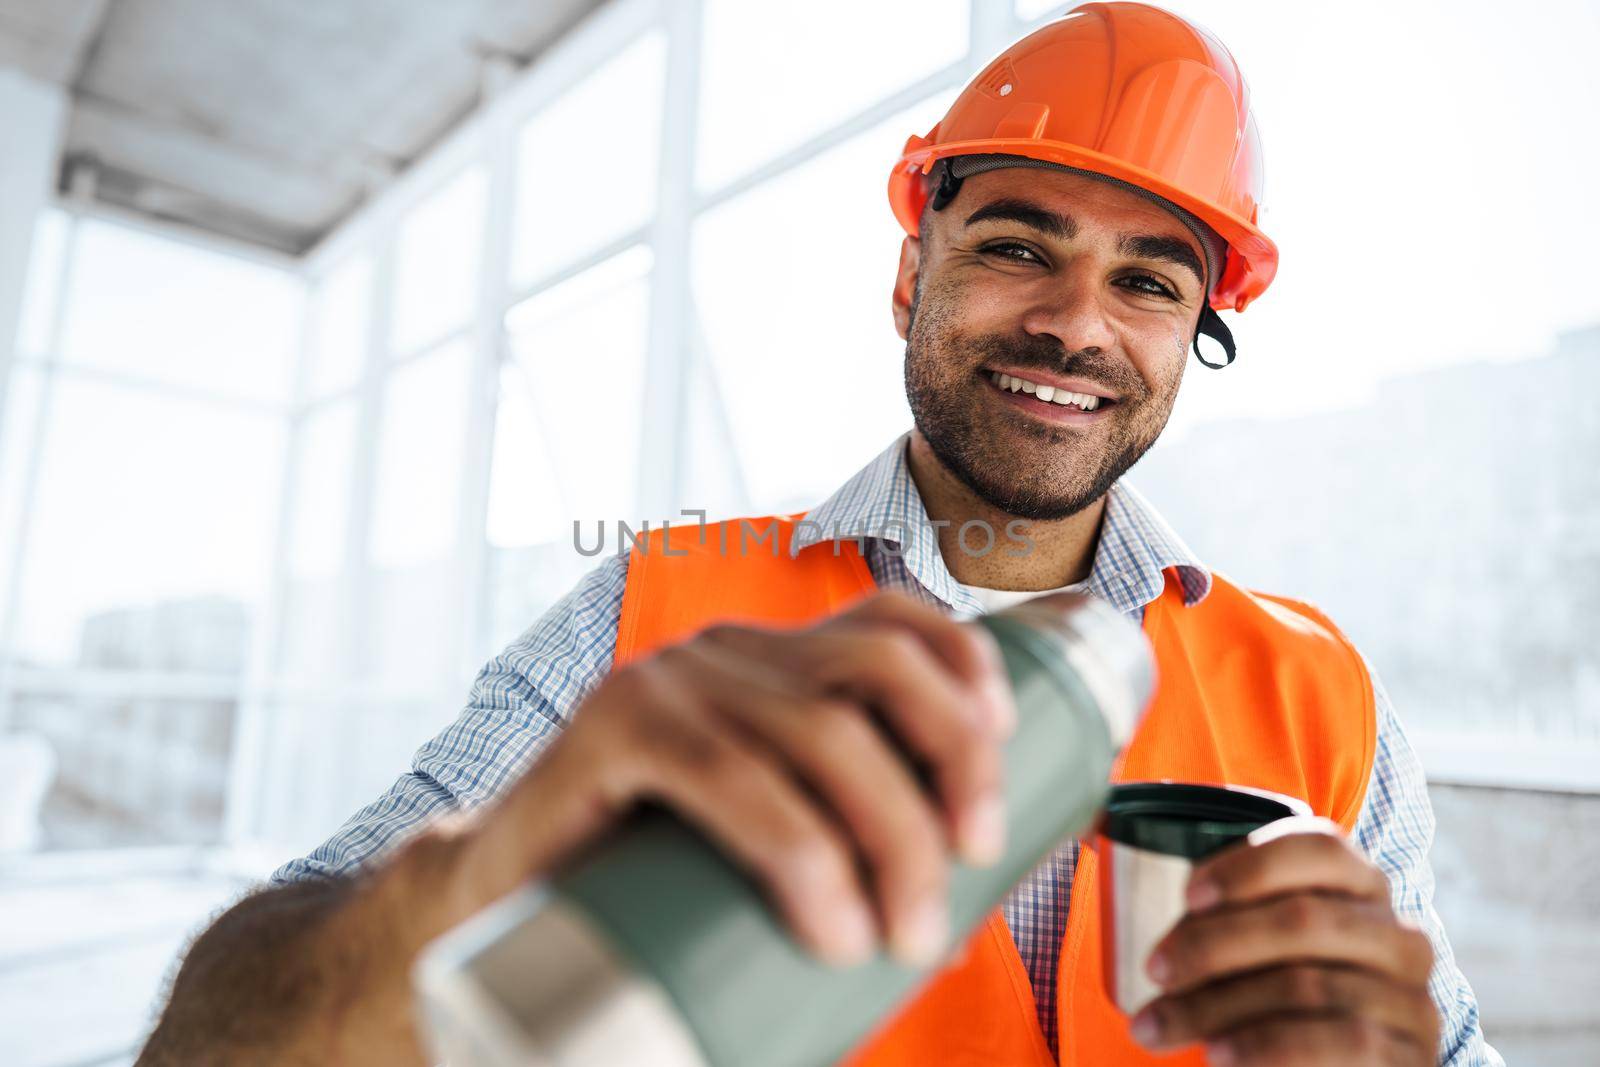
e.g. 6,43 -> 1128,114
1145,949 -> 1171,986
829,902 -> 877,965
1205,1039 -> 1235,1066
988,680 -> 1019,736
960,795 -> 1007,866
894,897 -> 949,966
1129,1007 -> 1161,1048
1186,876 -> 1220,911
940,935 -> 973,970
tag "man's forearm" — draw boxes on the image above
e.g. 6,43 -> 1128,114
137,852 -> 438,1066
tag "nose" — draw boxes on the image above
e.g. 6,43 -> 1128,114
1017,260 -> 1117,357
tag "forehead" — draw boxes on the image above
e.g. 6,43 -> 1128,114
938,166 -> 1195,245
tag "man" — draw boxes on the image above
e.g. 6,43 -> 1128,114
140,4 -> 1501,1065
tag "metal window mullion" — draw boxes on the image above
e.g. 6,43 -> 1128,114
457,70 -> 518,681
296,384 -> 365,417
388,320 -> 476,369
636,0 -> 703,522
687,307 -> 752,513
0,212 -> 79,731
223,270 -> 315,845
346,240 -> 396,685
0,357 -> 292,417
502,226 -> 651,315
8,667 -> 250,703
258,241 -> 394,848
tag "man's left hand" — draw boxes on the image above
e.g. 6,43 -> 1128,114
1130,817 -> 1440,1065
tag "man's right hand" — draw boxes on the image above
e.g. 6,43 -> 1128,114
390,589 -> 1017,970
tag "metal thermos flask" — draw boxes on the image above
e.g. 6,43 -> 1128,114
414,594 -> 1155,1067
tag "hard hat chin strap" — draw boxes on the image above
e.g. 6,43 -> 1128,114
930,162 -> 964,212
1193,305 -> 1237,369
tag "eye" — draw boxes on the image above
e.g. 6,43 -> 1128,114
980,241 -> 1045,264
1120,273 -> 1177,299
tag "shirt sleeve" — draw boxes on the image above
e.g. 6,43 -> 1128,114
1352,659 -> 1504,1067
268,550 -> 630,885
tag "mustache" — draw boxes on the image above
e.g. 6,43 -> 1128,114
966,332 -> 1146,401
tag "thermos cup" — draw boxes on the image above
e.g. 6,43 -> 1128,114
413,593 -> 1155,1067
1097,781 -> 1311,1014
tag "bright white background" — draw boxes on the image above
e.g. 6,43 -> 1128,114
0,0 -> 1594,858
9,0 -> 1587,857
0,3 -> 1596,1061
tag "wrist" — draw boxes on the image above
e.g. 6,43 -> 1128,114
368,825 -> 474,957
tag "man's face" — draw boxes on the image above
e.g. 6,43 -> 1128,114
893,167 -> 1207,521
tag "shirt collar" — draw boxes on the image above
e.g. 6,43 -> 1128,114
790,430 -> 1212,615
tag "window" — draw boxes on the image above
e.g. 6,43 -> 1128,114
365,338 -> 473,689
390,168 -> 488,356
0,366 -> 44,627
370,340 -> 472,570
696,0 -> 968,191
7,692 -> 239,847
278,400 -> 359,684
1015,0 -> 1065,20
486,248 -> 652,650
13,378 -> 282,670
287,401 -> 358,580
1,208 -> 296,861
692,92 -> 954,513
366,555 -> 463,690
501,246 -> 652,525
678,339 -> 751,524
57,220 -> 300,403
1122,0 -> 1600,755
511,31 -> 667,287
276,577 -> 350,684
303,254 -> 372,399
15,208 -> 69,358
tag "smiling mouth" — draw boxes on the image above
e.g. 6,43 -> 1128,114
982,369 -> 1117,413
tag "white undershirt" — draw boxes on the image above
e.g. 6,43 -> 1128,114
957,578 -> 1092,619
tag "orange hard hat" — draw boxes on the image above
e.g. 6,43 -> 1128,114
888,1 -> 1277,316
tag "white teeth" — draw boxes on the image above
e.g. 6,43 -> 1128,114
990,370 -> 1104,411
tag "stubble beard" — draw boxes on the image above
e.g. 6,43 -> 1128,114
903,282 -> 1178,522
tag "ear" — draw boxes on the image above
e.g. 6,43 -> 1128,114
891,234 -> 922,341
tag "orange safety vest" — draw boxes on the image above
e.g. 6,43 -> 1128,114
614,513 -> 1376,1067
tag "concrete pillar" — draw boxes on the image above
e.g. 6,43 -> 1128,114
0,67 -> 67,405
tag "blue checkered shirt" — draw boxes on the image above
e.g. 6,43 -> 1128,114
274,430 -> 1501,1065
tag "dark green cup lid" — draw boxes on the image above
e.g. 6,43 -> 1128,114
1102,782 -> 1306,861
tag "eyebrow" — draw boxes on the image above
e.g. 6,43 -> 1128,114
963,198 -> 1204,289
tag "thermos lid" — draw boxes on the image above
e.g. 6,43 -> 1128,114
985,594 -> 1154,748
1101,782 -> 1309,860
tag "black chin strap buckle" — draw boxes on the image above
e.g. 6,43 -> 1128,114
929,161 -> 964,211
1194,304 -> 1237,369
